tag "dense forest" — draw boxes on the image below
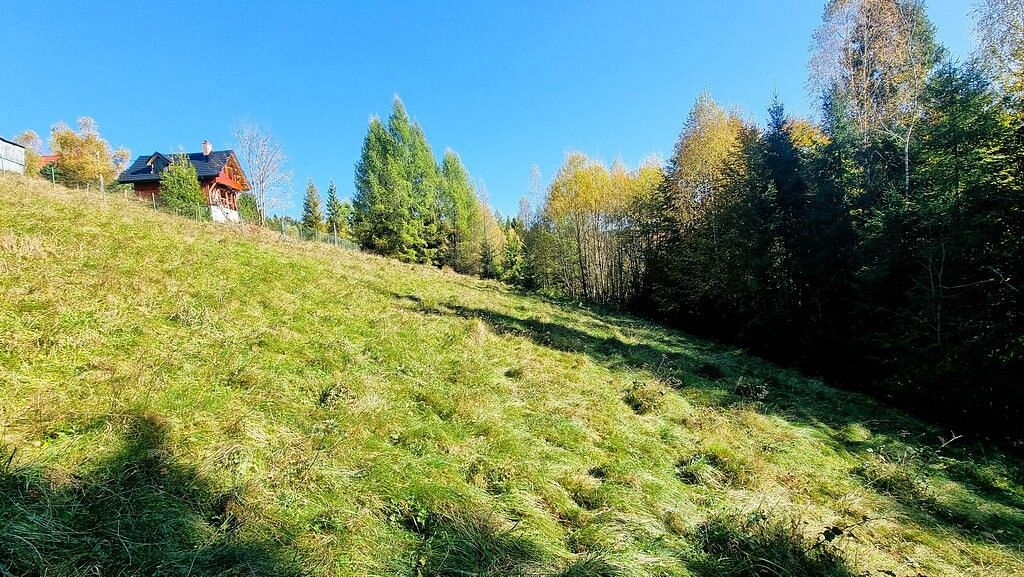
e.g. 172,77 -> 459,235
352,0 -> 1022,443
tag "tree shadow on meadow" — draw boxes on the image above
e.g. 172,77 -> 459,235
388,499 -> 551,576
688,510 -> 859,577
0,413 -> 306,577
390,291 -> 702,378
389,293 -> 1024,554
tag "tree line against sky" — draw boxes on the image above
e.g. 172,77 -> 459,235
9,0 -> 1021,443
342,0 -> 1024,442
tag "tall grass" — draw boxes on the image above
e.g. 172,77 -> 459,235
1,173 -> 1022,576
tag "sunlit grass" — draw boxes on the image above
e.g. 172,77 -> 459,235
1,173 -> 1022,576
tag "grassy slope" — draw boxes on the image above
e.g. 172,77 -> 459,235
0,174 -> 1022,577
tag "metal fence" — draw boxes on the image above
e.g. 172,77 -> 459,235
274,221 -> 360,250
70,182 -> 361,252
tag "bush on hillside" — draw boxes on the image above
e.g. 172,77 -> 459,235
159,154 -> 208,218
237,191 -> 262,223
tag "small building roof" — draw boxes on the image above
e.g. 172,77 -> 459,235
118,150 -> 237,184
0,136 -> 25,149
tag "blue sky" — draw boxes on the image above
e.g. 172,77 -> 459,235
1,1 -> 974,217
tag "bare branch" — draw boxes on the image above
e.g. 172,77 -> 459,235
233,121 -> 293,226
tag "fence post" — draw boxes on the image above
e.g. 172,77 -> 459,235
151,193 -> 157,209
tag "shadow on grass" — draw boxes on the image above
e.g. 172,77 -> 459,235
394,502 -> 546,576
392,294 -> 699,379
392,500 -> 637,577
391,295 -> 1024,551
689,511 -> 857,577
0,413 -> 305,577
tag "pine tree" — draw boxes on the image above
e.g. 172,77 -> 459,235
438,150 -> 481,272
386,97 -> 441,263
500,226 -> 526,284
325,180 -> 350,239
353,116 -> 417,260
301,177 -> 325,236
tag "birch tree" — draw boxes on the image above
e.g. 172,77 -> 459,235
15,130 -> 43,177
234,121 -> 293,226
973,0 -> 1024,96
810,0 -> 941,192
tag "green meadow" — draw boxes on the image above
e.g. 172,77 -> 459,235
1,174 -> 1022,576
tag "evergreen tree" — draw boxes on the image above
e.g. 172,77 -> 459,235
237,192 -> 264,224
758,98 -> 814,341
438,150 -> 482,272
858,62 -> 1023,428
159,154 -> 207,217
500,225 -> 526,284
504,3 -> 1024,441
385,98 -> 443,263
523,215 -> 560,290
353,96 -> 483,266
353,117 -> 418,260
325,180 -> 351,238
301,178 -> 325,236
797,89 -> 859,362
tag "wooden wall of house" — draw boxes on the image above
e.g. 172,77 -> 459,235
132,181 -> 160,201
133,179 -> 238,211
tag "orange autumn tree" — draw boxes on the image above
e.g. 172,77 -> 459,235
49,117 -> 130,188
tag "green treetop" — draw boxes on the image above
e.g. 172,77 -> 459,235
301,178 -> 326,234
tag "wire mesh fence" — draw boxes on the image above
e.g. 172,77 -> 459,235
72,181 -> 360,252
274,221 -> 360,250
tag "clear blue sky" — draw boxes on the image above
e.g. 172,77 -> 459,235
1,1 -> 973,217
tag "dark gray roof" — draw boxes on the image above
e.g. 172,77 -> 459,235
0,136 -> 25,149
118,150 -> 235,183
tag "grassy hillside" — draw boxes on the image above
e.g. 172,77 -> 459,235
1,174 -> 1022,577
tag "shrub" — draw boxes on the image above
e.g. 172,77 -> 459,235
237,191 -> 262,223
690,510 -> 855,577
159,154 -> 208,217
733,377 -> 769,401
622,380 -> 665,414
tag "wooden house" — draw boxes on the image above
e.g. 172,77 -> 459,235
118,141 -> 250,222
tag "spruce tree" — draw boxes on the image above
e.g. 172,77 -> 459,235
325,180 -> 350,239
353,116 -> 417,260
301,177 -> 325,235
407,123 -> 443,263
386,97 -> 441,263
438,150 -> 481,272
351,97 -> 482,267
500,226 -> 526,284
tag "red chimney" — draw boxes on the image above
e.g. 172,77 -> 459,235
202,140 -> 212,157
